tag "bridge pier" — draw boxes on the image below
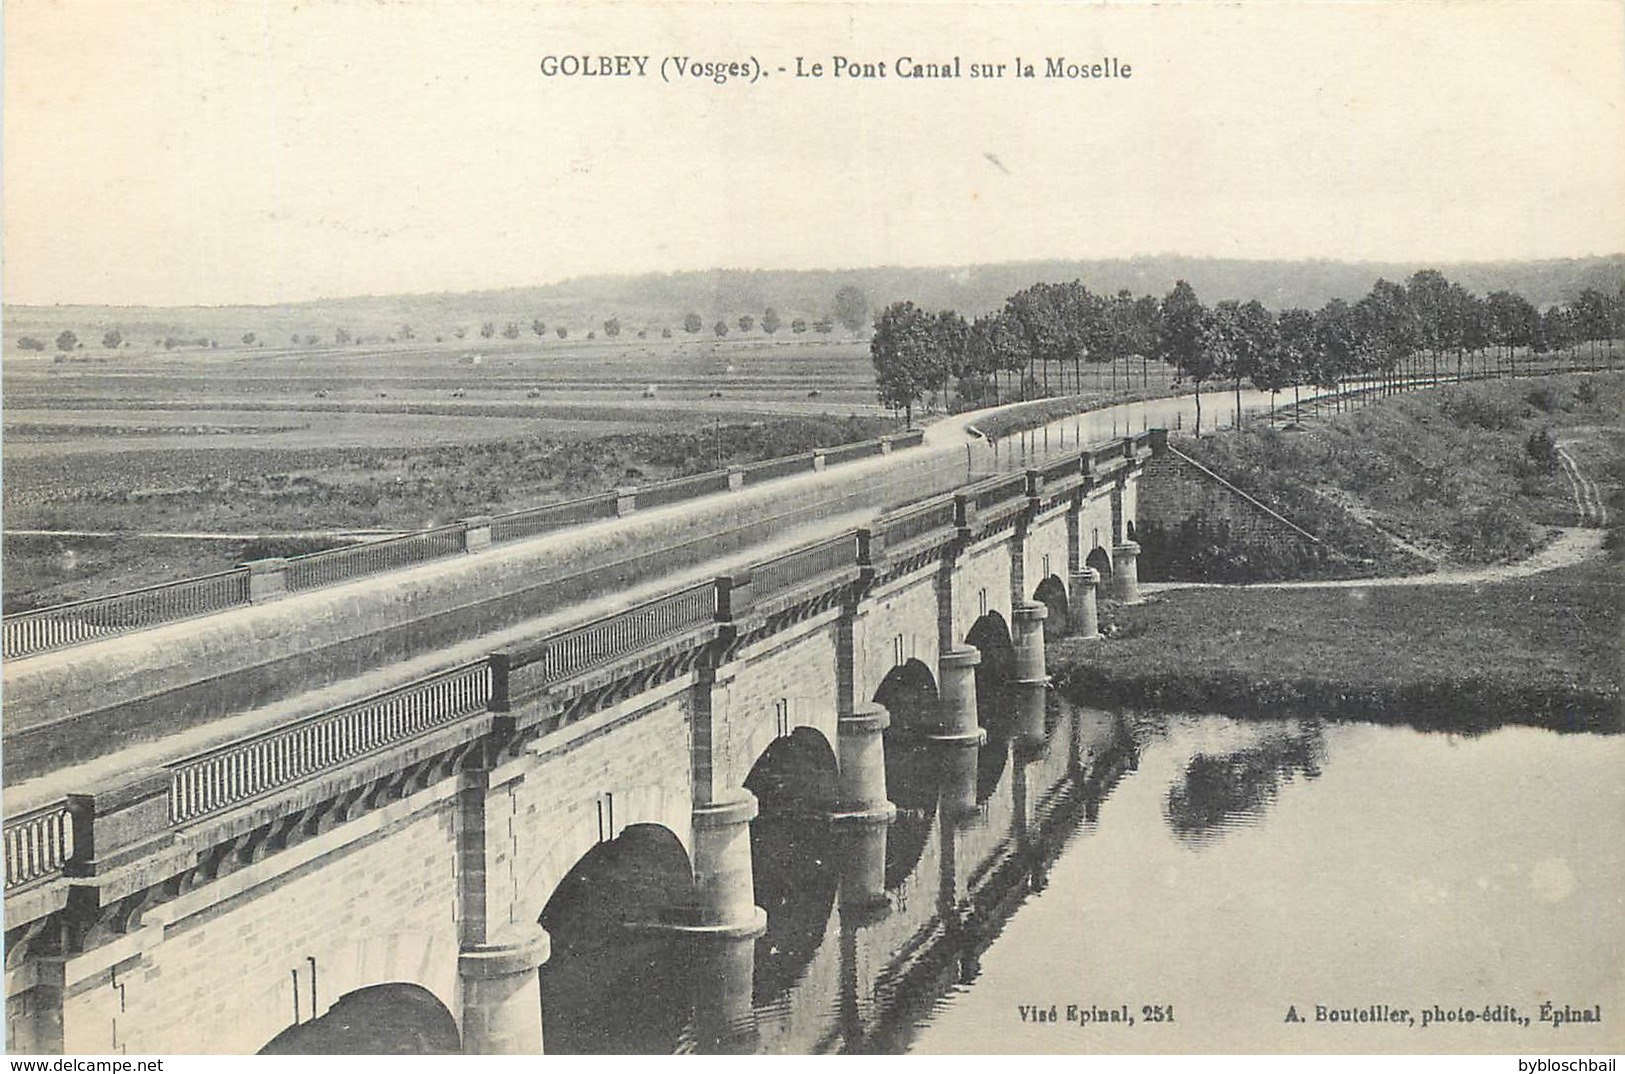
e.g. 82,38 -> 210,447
933,646 -> 987,744
831,707 -> 896,823
1111,541 -> 1141,604
686,792 -> 768,938
1067,567 -> 1102,639
1011,602 -> 1049,749
457,926 -> 551,1055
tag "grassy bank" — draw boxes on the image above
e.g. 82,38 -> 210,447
1052,559 -> 1623,733
1165,374 -> 1625,573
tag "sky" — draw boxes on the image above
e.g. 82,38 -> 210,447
4,0 -> 1624,308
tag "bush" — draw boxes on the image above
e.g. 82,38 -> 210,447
1525,427 -> 1559,472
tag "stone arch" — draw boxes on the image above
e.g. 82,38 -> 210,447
872,657 -> 939,734
260,983 -> 459,1055
1032,575 -> 1070,639
1085,546 -> 1113,580
743,725 -> 839,818
743,727 -> 839,1008
964,612 -> 1014,684
538,824 -> 695,1054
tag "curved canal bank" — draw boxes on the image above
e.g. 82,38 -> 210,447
1050,553 -> 1622,734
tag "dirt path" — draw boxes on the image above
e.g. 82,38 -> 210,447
1141,526 -> 1608,594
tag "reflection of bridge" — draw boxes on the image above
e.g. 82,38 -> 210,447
3,416 -> 1159,1054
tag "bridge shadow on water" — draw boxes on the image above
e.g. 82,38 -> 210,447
530,693 -> 1146,1055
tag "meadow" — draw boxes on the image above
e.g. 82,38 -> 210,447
1,334 -> 895,610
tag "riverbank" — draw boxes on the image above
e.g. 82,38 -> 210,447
1051,556 -> 1622,733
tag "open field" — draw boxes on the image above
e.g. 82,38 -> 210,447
0,335 -> 906,610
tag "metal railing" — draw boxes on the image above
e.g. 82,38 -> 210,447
509,581 -> 719,687
490,492 -> 620,542
739,453 -> 815,483
167,661 -> 492,824
974,472 -> 1029,512
3,569 -> 250,660
877,497 -> 959,549
283,525 -> 467,592
0,429 -> 927,661
750,532 -> 859,600
3,800 -> 76,891
633,471 -> 733,511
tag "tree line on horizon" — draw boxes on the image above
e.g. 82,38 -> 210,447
13,286 -> 877,356
870,270 -> 1625,430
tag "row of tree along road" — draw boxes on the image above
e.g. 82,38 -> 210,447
870,270 -> 1625,431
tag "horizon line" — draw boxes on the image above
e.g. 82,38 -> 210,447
6,250 -> 1623,313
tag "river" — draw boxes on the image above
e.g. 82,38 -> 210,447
539,695 -> 1623,1054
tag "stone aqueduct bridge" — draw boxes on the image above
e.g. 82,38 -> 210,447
3,419 -> 1162,1054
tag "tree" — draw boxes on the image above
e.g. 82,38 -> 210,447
661,327 -> 673,339
17,336 -> 45,351
791,318 -> 807,334
55,330 -> 78,352
555,325 -> 569,339
502,322 -> 520,339
1156,281 -> 1213,433
714,320 -> 729,337
241,332 -> 256,346
683,312 -> 703,334
1231,299 -> 1277,426
1573,288 -> 1611,361
870,301 -> 943,424
1275,308 -> 1316,413
761,307 -> 781,334
603,317 -> 621,338
532,319 -> 547,336
480,322 -> 496,339
103,329 -> 123,349
833,285 -> 869,334
400,324 -> 415,340
737,314 -> 754,333
304,334 -> 319,346
814,319 -> 834,334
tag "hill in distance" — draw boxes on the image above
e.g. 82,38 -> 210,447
6,254 -> 1622,347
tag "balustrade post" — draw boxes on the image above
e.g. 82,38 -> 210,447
1011,602 -> 1049,749
459,516 -> 492,552
727,465 -> 746,491
1111,540 -> 1142,604
615,487 -> 637,517
1067,567 -> 1102,640
812,449 -> 827,472
243,558 -> 287,603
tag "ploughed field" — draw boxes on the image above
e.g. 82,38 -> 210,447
1,336 -> 890,611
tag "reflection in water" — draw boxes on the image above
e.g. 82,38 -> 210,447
1164,722 -> 1326,843
533,697 -> 1622,1055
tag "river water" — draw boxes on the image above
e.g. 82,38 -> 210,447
538,697 -> 1622,1055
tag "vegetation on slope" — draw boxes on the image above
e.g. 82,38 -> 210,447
1150,374 -> 1625,578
